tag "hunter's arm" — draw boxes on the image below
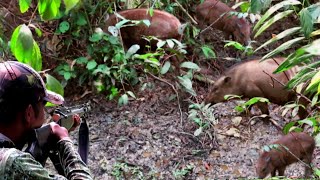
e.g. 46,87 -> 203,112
57,138 -> 92,179
0,148 -> 90,179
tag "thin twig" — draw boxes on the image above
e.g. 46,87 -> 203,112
28,3 -> 38,25
147,72 -> 183,125
173,0 -> 198,25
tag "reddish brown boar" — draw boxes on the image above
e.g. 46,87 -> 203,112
195,0 -> 251,45
104,9 -> 181,51
204,58 -> 307,119
256,132 -> 315,178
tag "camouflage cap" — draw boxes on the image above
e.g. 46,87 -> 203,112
0,61 -> 64,105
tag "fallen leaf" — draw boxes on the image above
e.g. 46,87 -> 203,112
232,116 -> 242,126
220,164 -> 229,171
225,127 -> 241,137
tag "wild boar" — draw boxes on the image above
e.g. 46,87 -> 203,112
195,0 -> 251,45
256,132 -> 315,178
204,57 -> 307,119
104,9 -> 182,51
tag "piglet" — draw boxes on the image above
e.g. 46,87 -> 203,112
195,0 -> 251,45
256,132 -> 315,178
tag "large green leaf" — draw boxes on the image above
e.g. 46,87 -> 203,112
254,10 -> 294,38
10,25 -> 42,71
274,53 -> 312,73
303,39 -> 320,55
261,37 -> 305,60
300,8 -> 314,38
38,0 -> 61,20
287,61 -> 320,89
45,74 -> 64,96
255,27 -> 301,53
253,0 -> 301,32
250,0 -> 272,14
63,0 -> 79,13
19,0 -> 32,13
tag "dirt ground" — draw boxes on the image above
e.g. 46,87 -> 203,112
59,13 -> 320,179
64,79 -> 320,179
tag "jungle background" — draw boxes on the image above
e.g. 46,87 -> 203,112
0,0 -> 320,179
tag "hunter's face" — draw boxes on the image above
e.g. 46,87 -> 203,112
32,100 -> 46,129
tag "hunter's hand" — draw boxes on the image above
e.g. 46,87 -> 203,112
69,114 -> 81,132
48,122 -> 70,143
52,113 -> 81,132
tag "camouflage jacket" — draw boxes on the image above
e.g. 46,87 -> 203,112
0,133 -> 92,179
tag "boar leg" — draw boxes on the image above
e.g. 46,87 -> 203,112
298,97 -> 308,120
304,165 -> 312,178
277,167 -> 286,176
271,169 -> 276,177
303,155 -> 313,178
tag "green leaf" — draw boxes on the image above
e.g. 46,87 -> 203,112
63,0 -> 79,13
303,39 -> 320,55
89,33 -> 103,42
166,39 -> 174,48
125,44 -> 140,58
254,10 -> 294,38
255,27 -> 301,53
157,40 -> 166,48
59,21 -> 70,33
45,74 -> 64,96
283,121 -> 296,134
178,76 -> 196,96
161,61 -> 171,74
253,0 -> 301,32
10,25 -> 42,71
19,0 -> 32,13
75,13 -> 87,26
180,62 -> 200,70
224,41 -> 245,50
306,70 -> 320,93
118,94 -> 129,106
300,8 -> 314,38
127,91 -> 136,99
63,71 -> 72,80
76,57 -> 88,64
201,46 -> 216,58
261,37 -> 305,60
148,8 -> 154,17
194,127 -> 203,136
38,0 -> 61,20
86,60 -> 97,70
142,20 -> 151,27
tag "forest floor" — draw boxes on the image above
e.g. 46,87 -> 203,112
62,13 -> 320,179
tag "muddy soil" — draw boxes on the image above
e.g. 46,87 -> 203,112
63,77 -> 319,180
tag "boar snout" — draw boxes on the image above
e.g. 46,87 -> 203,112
205,76 -> 232,104
256,155 -> 272,179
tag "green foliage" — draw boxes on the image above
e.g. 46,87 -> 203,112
173,165 -> 194,179
188,102 -> 217,136
234,97 -> 270,113
111,162 -> 144,180
10,24 -> 42,71
6,0 -> 81,96
224,41 -> 254,56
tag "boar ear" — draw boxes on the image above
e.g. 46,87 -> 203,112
237,22 -> 243,28
223,76 -> 231,84
265,156 -> 271,162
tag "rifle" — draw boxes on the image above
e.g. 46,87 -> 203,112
25,102 -> 91,175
